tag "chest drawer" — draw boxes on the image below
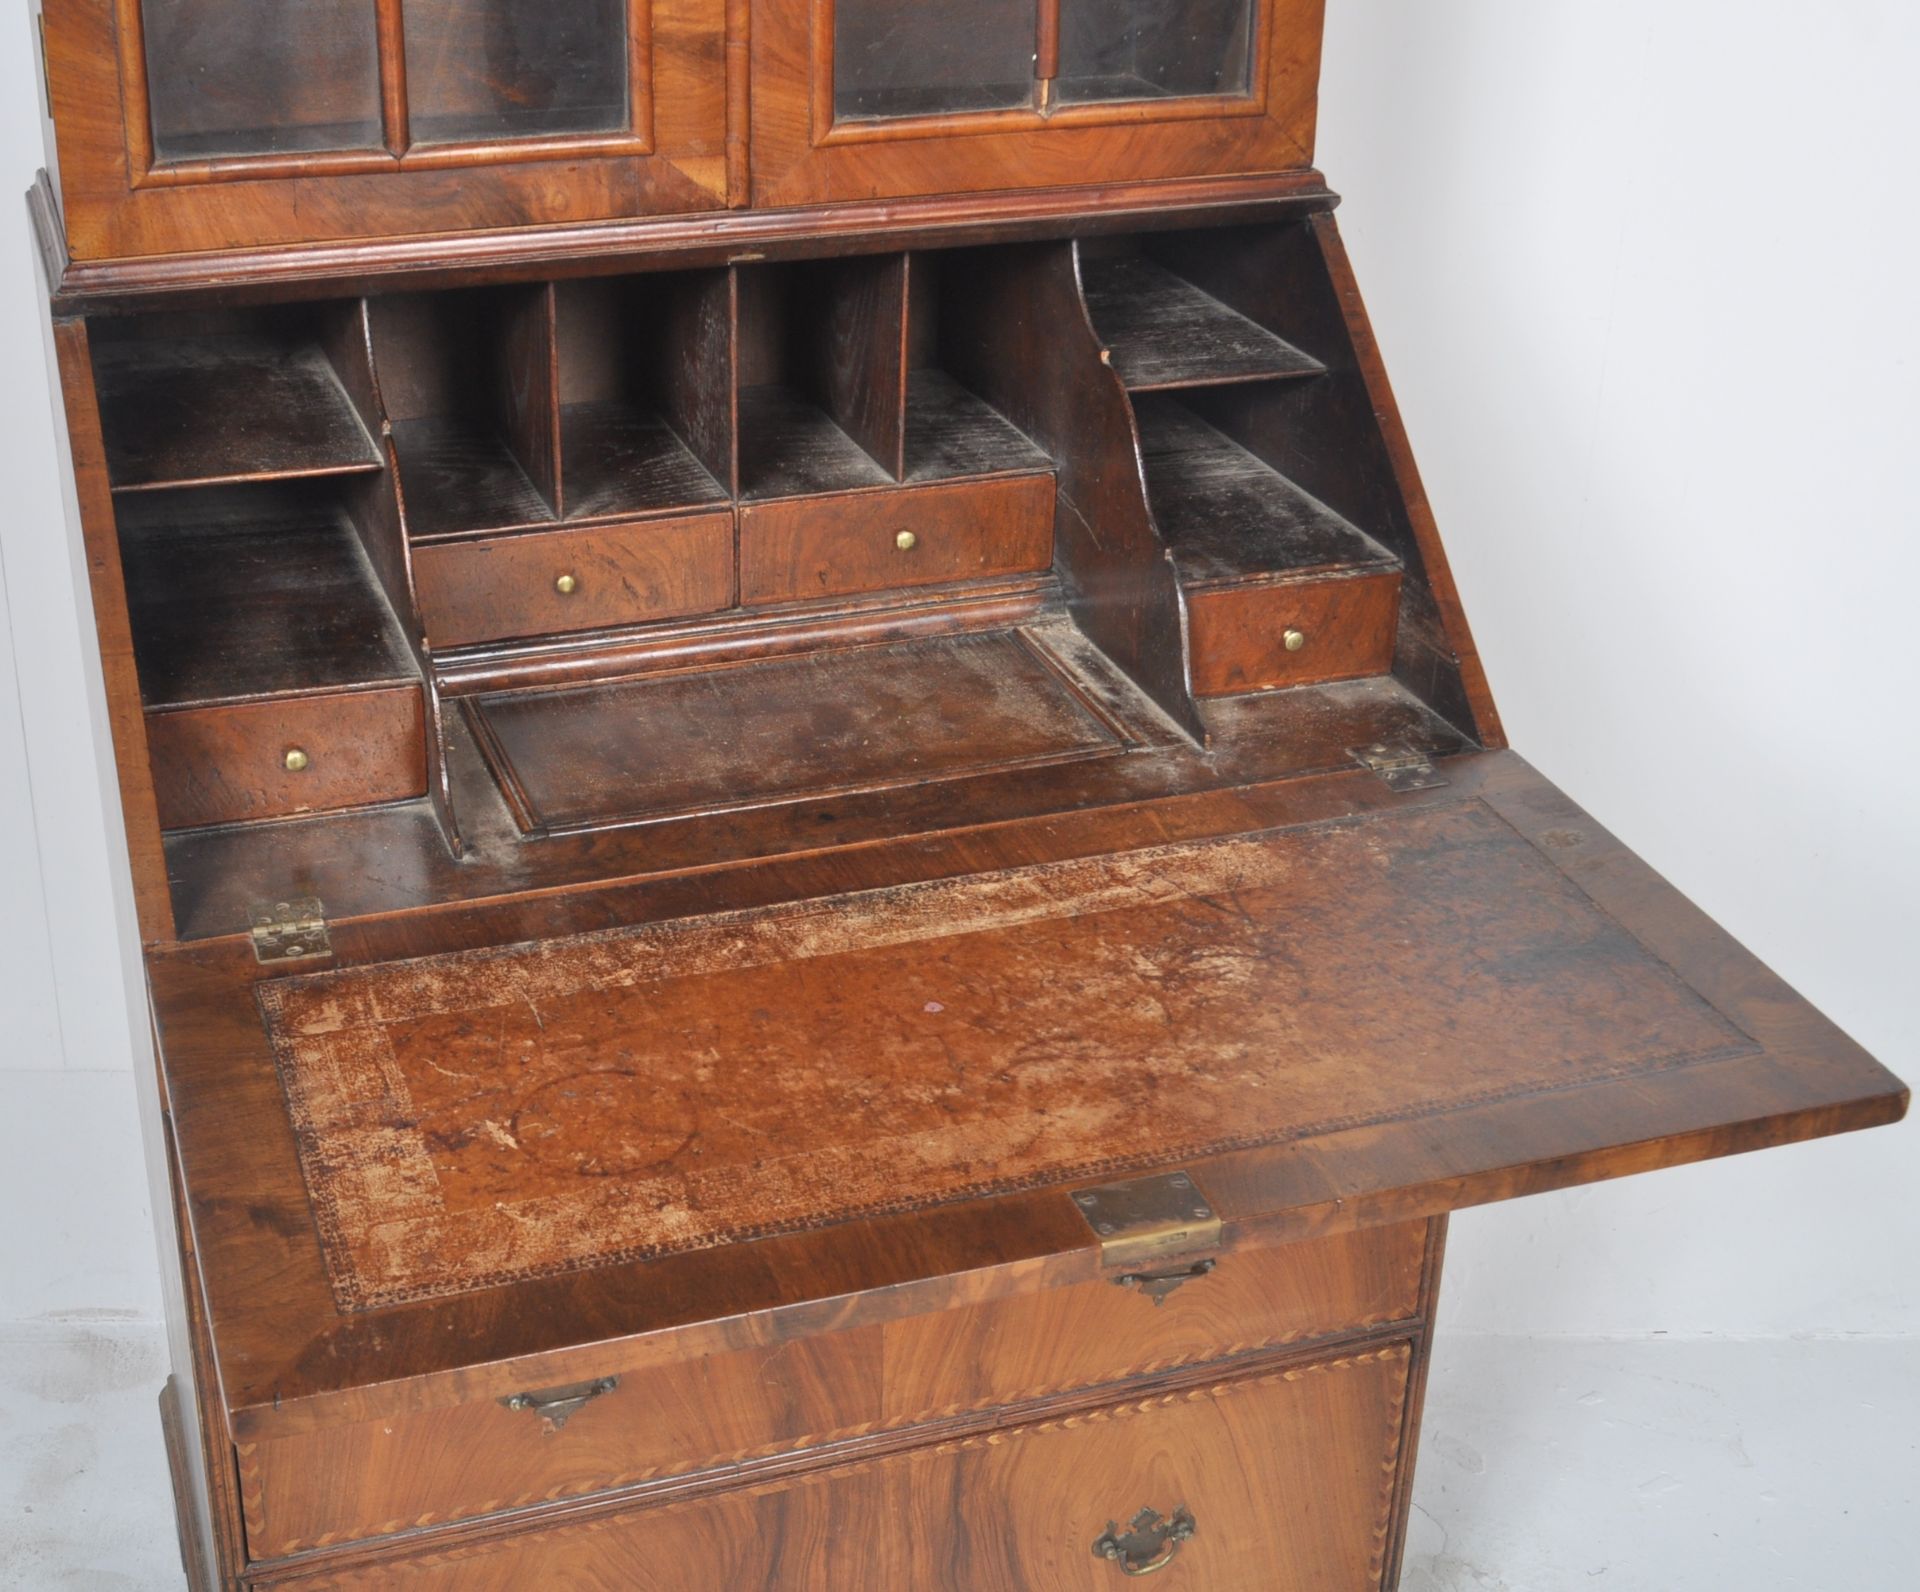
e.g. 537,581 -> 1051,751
237,1218 -> 1428,1557
146,685 -> 426,830
411,513 -> 735,647
739,474 -> 1055,605
277,1342 -> 1414,1590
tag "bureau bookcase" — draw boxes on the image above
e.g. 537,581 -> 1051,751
29,1 -> 1906,1586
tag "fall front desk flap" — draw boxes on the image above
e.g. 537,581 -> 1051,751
152,751 -> 1905,1441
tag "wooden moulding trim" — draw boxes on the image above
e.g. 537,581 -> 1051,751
32,168 -> 1339,314
237,1340 -> 1417,1582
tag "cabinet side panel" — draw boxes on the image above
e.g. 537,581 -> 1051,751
40,308 -> 174,942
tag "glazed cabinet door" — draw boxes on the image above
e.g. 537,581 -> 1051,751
749,0 -> 1327,206
41,0 -> 727,258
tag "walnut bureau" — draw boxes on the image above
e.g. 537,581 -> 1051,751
26,1 -> 1907,1586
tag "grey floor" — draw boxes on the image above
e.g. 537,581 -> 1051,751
2,1326 -> 1914,1589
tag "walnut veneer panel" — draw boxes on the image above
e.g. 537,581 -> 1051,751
410,512 -> 735,647
269,1345 -> 1413,1589
239,1220 -> 1426,1553
739,474 -> 1054,604
1189,569 -> 1402,696
255,799 -> 1751,1312
148,686 -> 427,830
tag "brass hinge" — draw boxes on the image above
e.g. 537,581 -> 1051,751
1349,740 -> 1449,793
1071,1171 -> 1222,1271
249,898 -> 332,964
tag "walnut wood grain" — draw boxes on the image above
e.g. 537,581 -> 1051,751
1187,569 -> 1402,696
411,513 -> 736,648
749,0 -> 1326,209
34,168 -> 1340,317
738,474 -> 1054,605
146,685 -> 427,830
144,753 -> 1903,1449
41,308 -> 177,942
40,0 -> 728,261
238,1221 -> 1427,1555
258,1347 -> 1413,1589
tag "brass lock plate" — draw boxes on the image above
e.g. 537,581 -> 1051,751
1070,1171 -> 1221,1270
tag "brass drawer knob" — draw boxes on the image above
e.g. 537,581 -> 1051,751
1093,1506 -> 1197,1577
283,748 -> 310,773
894,529 -> 918,552
1282,627 -> 1307,653
554,573 -> 579,595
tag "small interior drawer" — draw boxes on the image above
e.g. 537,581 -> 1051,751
236,1218 -> 1428,1557
739,474 -> 1054,606
146,685 -> 426,830
1188,570 -> 1403,698
272,1342 -> 1415,1590
412,513 -> 735,648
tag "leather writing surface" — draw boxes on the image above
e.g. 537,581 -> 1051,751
258,801 -> 1749,1310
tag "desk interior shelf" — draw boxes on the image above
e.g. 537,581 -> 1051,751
93,309 -> 384,493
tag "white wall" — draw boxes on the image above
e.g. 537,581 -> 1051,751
1318,1 -> 1919,1335
0,4 -> 1912,1338
0,10 -> 158,1326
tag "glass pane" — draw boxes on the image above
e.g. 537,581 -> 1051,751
1057,0 -> 1256,105
404,0 -> 631,145
141,0 -> 383,161
834,0 -> 1039,122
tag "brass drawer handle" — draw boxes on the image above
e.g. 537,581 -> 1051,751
894,529 -> 918,551
499,1374 -> 616,1431
554,572 -> 579,595
1116,1256 -> 1216,1306
282,747 -> 310,773
1093,1506 -> 1196,1576
1282,626 -> 1306,652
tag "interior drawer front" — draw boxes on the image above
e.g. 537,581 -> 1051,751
1188,570 -> 1403,697
412,514 -> 735,647
739,475 -> 1054,605
238,1219 -> 1427,1557
277,1343 -> 1414,1591
147,686 -> 425,830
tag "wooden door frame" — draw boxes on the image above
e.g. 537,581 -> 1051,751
40,0 -> 729,260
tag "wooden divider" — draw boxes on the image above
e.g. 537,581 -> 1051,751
940,239 -> 1207,744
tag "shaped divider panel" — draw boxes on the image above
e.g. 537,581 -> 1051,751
371,285 -> 562,539
91,302 -> 386,493
552,271 -> 736,519
940,240 -> 1206,743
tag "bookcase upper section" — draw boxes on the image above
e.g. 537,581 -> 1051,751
34,0 -> 1328,263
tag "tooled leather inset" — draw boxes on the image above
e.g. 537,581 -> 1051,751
256,805 -> 1755,1313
